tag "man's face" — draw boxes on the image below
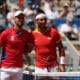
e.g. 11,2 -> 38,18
14,14 -> 25,28
63,6 -> 69,12
36,17 -> 47,28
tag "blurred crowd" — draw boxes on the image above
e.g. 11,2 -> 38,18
0,0 -> 80,40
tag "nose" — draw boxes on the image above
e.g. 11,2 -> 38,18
19,17 -> 24,22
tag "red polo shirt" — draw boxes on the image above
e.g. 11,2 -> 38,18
0,27 -> 32,68
32,28 -> 61,68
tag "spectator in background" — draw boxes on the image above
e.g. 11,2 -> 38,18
47,19 -> 57,30
74,0 -> 80,18
18,0 -> 25,10
59,3 -> 74,19
7,0 -> 18,8
24,1 -> 36,31
0,14 -> 6,29
34,6 -> 45,14
34,0 -> 41,7
24,0 -> 35,8
60,18 -> 79,40
43,0 -> 55,11
33,3 -> 45,14
45,0 -> 59,20
0,0 -> 8,18
7,5 -> 19,28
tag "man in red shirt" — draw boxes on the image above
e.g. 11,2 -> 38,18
0,10 -> 32,80
31,13 -> 66,73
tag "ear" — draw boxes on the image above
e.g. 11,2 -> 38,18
13,17 -> 15,21
34,19 -> 38,23
13,17 -> 17,23
35,18 -> 37,21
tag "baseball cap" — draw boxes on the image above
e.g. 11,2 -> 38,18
63,3 -> 69,7
14,11 -> 25,17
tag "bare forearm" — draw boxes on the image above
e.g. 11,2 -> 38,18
58,41 -> 65,57
57,41 -> 66,72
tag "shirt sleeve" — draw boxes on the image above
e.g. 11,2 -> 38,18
0,30 -> 8,47
25,32 -> 34,53
28,32 -> 34,44
54,30 -> 62,43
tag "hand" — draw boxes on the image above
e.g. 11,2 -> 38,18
58,64 -> 66,72
24,43 -> 34,54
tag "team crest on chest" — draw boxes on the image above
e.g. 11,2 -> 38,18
35,39 -> 38,42
47,37 -> 51,40
11,36 -> 14,41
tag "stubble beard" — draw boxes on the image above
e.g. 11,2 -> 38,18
17,22 -> 24,28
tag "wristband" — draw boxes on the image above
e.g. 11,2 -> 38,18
60,56 -> 65,64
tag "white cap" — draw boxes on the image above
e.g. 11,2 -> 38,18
63,3 -> 69,7
14,11 -> 24,17
35,13 -> 46,19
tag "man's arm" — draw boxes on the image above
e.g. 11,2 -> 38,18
57,40 -> 66,72
24,43 -> 34,54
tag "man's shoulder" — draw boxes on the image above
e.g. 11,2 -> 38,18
22,29 -> 31,36
22,29 -> 29,33
2,27 -> 15,33
3,28 -> 11,32
51,28 -> 57,32
51,28 -> 60,35
0,28 -> 11,36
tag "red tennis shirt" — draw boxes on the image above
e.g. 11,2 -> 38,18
0,27 -> 32,68
32,28 -> 61,68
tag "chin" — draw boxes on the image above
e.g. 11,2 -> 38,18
18,24 -> 23,27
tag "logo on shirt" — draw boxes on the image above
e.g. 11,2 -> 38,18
35,39 -> 38,42
47,37 -> 51,40
11,36 -> 14,41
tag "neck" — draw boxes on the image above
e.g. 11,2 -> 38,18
38,26 -> 48,33
14,24 -> 22,31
